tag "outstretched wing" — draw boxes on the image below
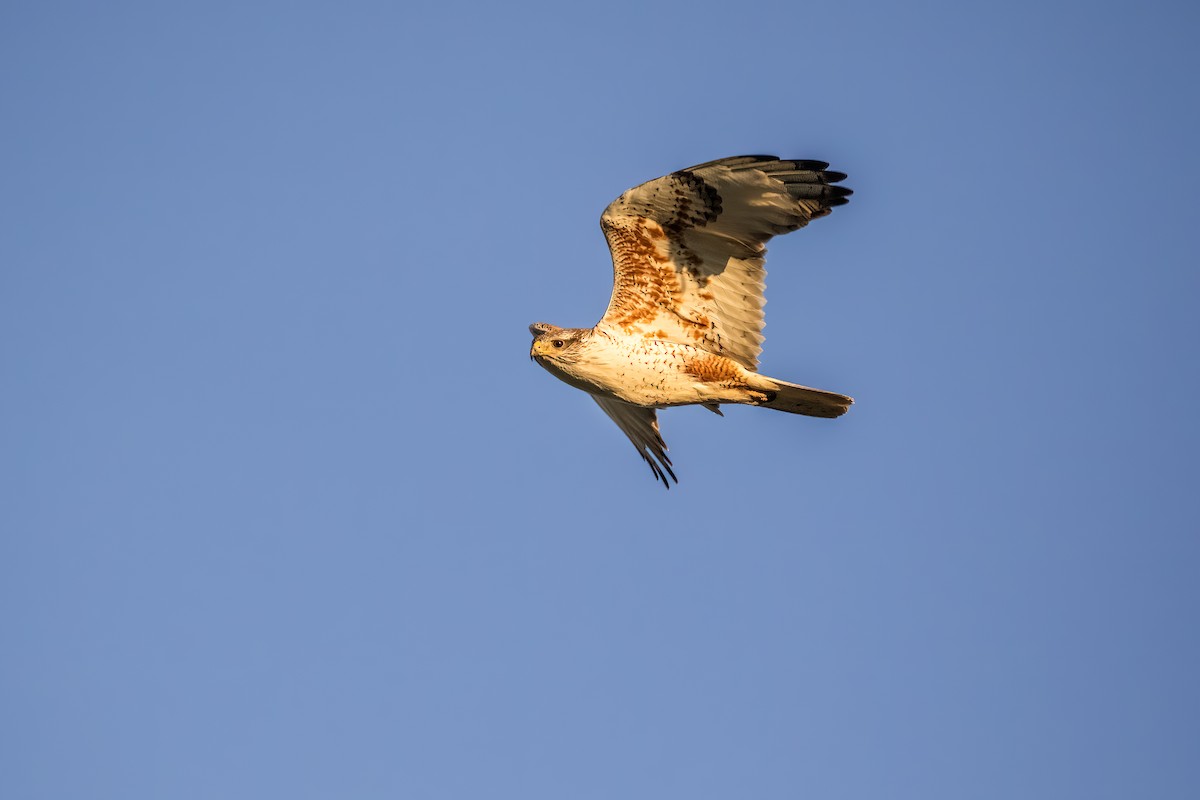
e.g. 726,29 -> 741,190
596,156 -> 851,371
591,396 -> 677,489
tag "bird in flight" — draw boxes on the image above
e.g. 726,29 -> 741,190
530,155 -> 853,488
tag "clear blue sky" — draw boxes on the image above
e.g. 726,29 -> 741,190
3,1 -> 1198,798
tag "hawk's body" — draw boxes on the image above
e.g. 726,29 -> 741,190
530,155 -> 853,487
534,327 -> 782,409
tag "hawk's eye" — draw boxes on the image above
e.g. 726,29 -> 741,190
551,339 -> 565,348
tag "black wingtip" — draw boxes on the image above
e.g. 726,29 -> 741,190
796,159 -> 831,171
642,451 -> 678,489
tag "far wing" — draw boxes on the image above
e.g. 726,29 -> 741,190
591,396 -> 677,489
597,155 -> 851,371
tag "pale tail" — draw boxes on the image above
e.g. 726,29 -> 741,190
759,377 -> 853,418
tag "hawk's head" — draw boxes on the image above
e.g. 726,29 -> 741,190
529,322 -> 586,364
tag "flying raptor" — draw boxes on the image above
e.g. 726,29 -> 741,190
529,155 -> 853,488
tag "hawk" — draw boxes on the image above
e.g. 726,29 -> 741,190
530,155 -> 853,488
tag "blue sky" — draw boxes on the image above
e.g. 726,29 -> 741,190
3,1 -> 1198,798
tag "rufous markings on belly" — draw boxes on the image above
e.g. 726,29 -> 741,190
682,353 -> 745,385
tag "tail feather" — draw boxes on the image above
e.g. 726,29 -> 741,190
758,377 -> 853,418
